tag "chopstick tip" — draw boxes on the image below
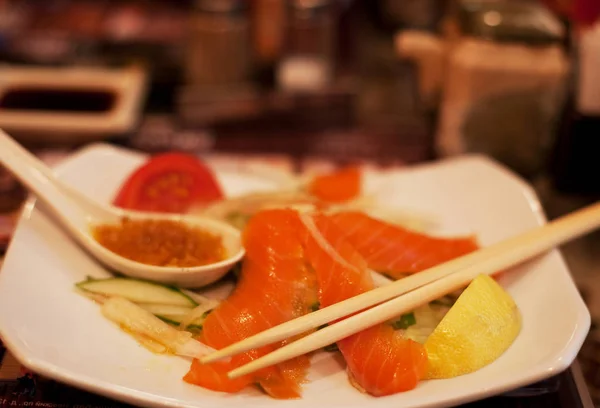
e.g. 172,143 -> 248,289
200,351 -> 224,364
227,367 -> 245,379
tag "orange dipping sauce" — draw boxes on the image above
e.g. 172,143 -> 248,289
92,218 -> 226,268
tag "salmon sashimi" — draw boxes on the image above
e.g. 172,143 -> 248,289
184,209 -> 317,398
308,166 -> 361,203
330,211 -> 479,279
298,213 -> 428,396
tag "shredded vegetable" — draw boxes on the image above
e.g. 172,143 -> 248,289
178,300 -> 219,331
101,297 -> 215,358
197,186 -> 438,235
398,303 -> 451,344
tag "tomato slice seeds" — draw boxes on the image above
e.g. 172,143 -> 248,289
113,152 -> 224,213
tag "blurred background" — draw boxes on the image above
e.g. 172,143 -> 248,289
0,0 -> 596,183
0,0 -> 599,403
0,0 -> 596,174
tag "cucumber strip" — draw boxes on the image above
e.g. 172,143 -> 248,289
158,314 -> 190,324
162,308 -> 212,329
138,304 -> 195,317
158,314 -> 205,332
76,278 -> 197,307
158,313 -> 209,325
75,287 -> 108,304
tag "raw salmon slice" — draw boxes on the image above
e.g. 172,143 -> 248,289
299,213 -> 428,396
308,166 -> 361,203
184,209 -> 317,398
330,211 -> 479,278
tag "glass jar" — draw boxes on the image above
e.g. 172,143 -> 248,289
186,0 -> 251,86
277,0 -> 337,91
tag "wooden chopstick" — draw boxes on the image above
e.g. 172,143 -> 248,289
221,201 -> 600,379
203,202 -> 592,365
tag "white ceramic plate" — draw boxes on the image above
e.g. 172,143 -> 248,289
0,144 -> 590,408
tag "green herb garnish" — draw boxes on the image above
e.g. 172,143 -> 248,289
391,312 -> 417,330
324,343 -> 339,352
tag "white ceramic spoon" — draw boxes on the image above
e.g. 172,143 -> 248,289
0,129 -> 244,288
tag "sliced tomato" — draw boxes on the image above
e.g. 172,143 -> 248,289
113,152 -> 224,213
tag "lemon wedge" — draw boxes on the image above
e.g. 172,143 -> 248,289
424,274 -> 521,379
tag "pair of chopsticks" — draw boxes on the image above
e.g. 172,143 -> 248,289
201,201 -> 600,379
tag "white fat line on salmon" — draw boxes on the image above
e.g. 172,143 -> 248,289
353,221 -> 392,250
206,298 -> 290,359
225,287 -> 291,334
340,212 -> 450,274
362,234 -> 407,269
364,222 -> 439,273
354,329 -> 379,385
299,214 -> 392,288
203,301 -> 239,349
299,214 -> 363,275
390,237 -> 432,272
335,212 -> 366,240
253,277 -> 301,326
369,270 -> 394,287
